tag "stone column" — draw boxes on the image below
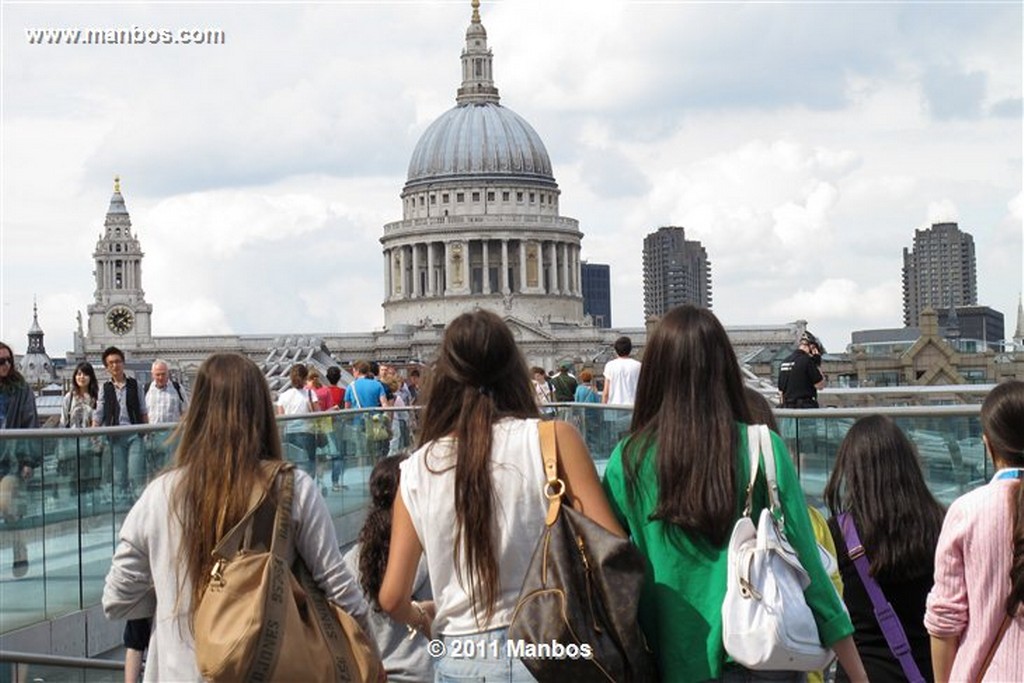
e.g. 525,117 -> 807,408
519,241 -> 528,292
573,244 -> 581,294
482,240 -> 491,294
427,242 -> 437,296
384,249 -> 392,300
444,242 -> 452,294
411,244 -> 420,298
548,242 -> 558,294
501,239 -> 510,294
398,246 -> 408,299
561,243 -> 569,296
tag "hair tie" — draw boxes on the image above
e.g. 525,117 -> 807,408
477,385 -> 494,398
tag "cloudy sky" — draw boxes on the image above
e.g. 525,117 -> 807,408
2,0 -> 1021,356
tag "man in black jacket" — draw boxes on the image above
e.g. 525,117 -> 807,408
777,332 -> 827,408
93,346 -> 148,498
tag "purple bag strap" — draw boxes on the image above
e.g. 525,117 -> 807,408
837,512 -> 925,683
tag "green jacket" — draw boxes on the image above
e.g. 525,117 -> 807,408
602,425 -> 853,682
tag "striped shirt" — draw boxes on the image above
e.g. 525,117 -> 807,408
145,383 -> 187,424
925,473 -> 1023,681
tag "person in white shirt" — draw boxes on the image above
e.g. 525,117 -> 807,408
275,364 -> 319,477
145,359 -> 188,424
601,336 -> 642,405
378,310 -> 623,682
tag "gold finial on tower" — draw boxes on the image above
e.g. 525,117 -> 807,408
114,175 -> 121,193
471,0 -> 480,23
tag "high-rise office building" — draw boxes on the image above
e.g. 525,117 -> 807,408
642,226 -> 711,317
581,262 -> 611,328
902,222 -> 977,327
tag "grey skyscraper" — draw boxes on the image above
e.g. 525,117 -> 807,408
642,226 -> 711,317
902,222 -> 977,327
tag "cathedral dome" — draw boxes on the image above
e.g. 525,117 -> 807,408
406,103 -> 554,186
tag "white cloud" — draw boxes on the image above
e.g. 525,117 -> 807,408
926,200 -> 960,225
771,181 -> 840,248
146,190 -> 332,257
153,298 -> 233,337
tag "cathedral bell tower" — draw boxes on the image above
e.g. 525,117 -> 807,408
85,176 -> 154,351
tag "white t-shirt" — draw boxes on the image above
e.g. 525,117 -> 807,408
277,387 -> 315,433
399,417 -> 547,636
603,356 -> 642,405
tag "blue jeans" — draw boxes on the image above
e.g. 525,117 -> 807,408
109,434 -> 142,494
284,432 -> 316,478
436,628 -> 534,682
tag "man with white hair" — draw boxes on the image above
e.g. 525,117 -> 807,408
145,359 -> 188,424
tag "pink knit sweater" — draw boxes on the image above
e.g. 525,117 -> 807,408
925,477 -> 1023,682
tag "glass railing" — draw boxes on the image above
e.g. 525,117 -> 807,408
547,403 -> 986,508
0,407 -> 417,637
772,405 -> 986,508
0,650 -> 123,681
0,404 -> 985,642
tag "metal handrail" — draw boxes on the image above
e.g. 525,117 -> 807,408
0,650 -> 124,670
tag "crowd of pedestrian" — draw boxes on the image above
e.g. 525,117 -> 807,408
2,315 -> 1022,681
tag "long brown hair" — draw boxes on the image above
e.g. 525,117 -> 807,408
0,341 -> 26,387
417,310 -> 539,625
623,305 -> 751,546
823,415 -> 945,580
168,353 -> 282,626
980,380 -> 1024,617
358,455 -> 406,607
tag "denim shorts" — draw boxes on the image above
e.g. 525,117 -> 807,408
436,628 -> 534,682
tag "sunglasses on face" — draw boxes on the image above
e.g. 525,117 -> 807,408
0,357 -> 12,366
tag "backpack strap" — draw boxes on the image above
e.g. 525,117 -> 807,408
837,512 -> 925,683
247,462 -> 296,682
210,461 -> 292,561
742,425 -> 764,516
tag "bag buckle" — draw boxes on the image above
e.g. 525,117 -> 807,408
209,558 -> 226,587
544,478 -> 565,500
848,544 -> 866,560
739,577 -> 762,601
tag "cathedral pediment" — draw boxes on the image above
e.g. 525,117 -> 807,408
503,316 -> 557,342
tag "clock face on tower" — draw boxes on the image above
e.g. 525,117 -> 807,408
106,306 -> 135,335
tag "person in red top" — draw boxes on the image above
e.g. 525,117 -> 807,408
325,366 -> 348,492
306,367 -> 335,410
326,366 -> 345,409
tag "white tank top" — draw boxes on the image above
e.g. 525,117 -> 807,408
399,417 -> 547,635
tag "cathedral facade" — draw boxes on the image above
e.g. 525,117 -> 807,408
382,2 -> 585,329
